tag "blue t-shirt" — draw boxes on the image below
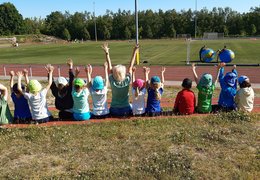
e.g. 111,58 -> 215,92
146,87 -> 163,113
11,92 -> 32,119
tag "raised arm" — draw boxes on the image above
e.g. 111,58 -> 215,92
0,83 -> 8,101
23,69 -> 29,85
85,64 -> 92,84
191,63 -> 199,85
74,67 -> 80,78
128,45 -> 139,75
214,63 -> 221,85
45,64 -> 54,91
16,71 -> 24,95
67,58 -> 74,87
132,66 -> 136,83
161,66 -> 166,84
104,62 -> 109,87
102,43 -> 112,73
218,62 -> 226,82
144,67 -> 150,89
9,71 -> 15,91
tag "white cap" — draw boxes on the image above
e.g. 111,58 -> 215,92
55,77 -> 68,86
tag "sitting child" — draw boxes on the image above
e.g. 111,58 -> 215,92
0,83 -> 13,125
235,76 -> 254,112
50,59 -> 74,120
192,63 -> 220,113
71,67 -> 91,120
86,63 -> 110,119
17,65 -> 54,123
174,78 -> 196,115
146,67 -> 166,116
102,43 -> 138,117
131,66 -> 148,116
218,63 -> 237,112
9,70 -> 32,123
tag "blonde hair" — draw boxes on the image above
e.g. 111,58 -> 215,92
112,65 -> 126,82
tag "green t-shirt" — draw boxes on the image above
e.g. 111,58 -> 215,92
109,74 -> 131,108
197,84 -> 215,113
0,97 -> 13,125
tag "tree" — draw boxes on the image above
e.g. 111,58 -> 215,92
62,28 -> 71,41
0,2 -> 24,35
45,11 -> 65,38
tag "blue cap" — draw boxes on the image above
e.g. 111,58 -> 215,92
151,76 -> 161,84
92,76 -> 104,90
224,72 -> 237,86
238,75 -> 249,85
199,73 -> 212,87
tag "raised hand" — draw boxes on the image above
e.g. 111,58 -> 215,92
85,64 -> 92,74
67,58 -> 73,68
101,43 -> 109,54
132,66 -> 136,73
75,67 -> 80,77
9,71 -> 15,77
161,66 -> 166,73
23,69 -> 29,76
16,71 -> 23,78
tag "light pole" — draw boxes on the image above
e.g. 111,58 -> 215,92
194,0 -> 197,39
135,0 -> 140,64
93,1 -> 97,42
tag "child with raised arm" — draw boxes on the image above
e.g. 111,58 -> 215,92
71,67 -> 91,120
17,65 -> 54,123
235,76 -> 254,112
50,59 -> 74,120
174,78 -> 196,115
10,70 -> 32,123
146,67 -> 166,116
131,66 -> 148,116
192,63 -> 220,113
218,63 -> 237,112
87,63 -> 110,119
0,83 -> 13,125
102,43 -> 139,117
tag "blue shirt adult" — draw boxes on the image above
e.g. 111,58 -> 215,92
218,67 -> 237,109
11,92 -> 32,119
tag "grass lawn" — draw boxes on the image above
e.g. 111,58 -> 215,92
0,39 -> 259,65
0,113 -> 259,179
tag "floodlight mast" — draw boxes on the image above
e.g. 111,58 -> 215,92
93,1 -> 97,42
195,0 -> 197,39
135,0 -> 140,64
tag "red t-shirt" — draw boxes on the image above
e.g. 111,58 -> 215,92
174,89 -> 196,115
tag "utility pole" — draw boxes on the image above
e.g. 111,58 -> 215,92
93,1 -> 97,42
135,0 -> 140,64
195,0 -> 197,39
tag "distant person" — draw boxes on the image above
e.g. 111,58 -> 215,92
146,67 -> 166,116
131,66 -> 148,116
71,67 -> 91,120
16,65 -> 54,124
9,70 -> 32,123
0,83 -> 13,125
174,78 -> 196,115
102,43 -> 139,117
235,76 -> 254,112
87,63 -> 110,119
217,63 -> 238,112
50,59 -> 74,120
191,63 -> 220,113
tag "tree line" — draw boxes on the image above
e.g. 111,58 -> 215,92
0,2 -> 259,40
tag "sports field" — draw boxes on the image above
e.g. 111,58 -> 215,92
0,39 -> 259,65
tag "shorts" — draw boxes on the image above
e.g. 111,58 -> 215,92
73,112 -> 91,121
110,106 -> 132,117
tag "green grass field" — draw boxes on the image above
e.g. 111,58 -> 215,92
0,39 -> 259,65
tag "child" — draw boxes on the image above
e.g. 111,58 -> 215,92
146,67 -> 166,116
174,78 -> 196,115
10,70 -> 32,123
50,59 -> 74,120
192,63 -> 220,113
131,66 -> 148,116
71,67 -> 91,120
87,63 -> 110,119
218,63 -> 237,111
102,43 -> 138,117
17,65 -> 54,123
0,83 -> 13,125
235,76 -> 254,112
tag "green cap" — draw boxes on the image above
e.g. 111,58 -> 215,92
74,78 -> 85,87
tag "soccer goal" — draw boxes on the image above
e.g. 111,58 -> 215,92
203,32 -> 224,40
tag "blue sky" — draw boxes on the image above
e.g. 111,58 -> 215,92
1,0 -> 259,18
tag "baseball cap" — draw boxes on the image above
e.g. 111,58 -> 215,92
224,72 -> 237,86
55,77 -> 68,87
28,80 -> 42,93
133,79 -> 145,89
238,75 -> 249,85
151,76 -> 161,84
74,78 -> 85,87
92,76 -> 104,90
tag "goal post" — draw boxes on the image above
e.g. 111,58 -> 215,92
203,32 -> 224,40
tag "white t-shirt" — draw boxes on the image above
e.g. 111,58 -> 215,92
132,87 -> 146,115
90,86 -> 109,116
235,87 -> 254,112
24,89 -> 52,120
